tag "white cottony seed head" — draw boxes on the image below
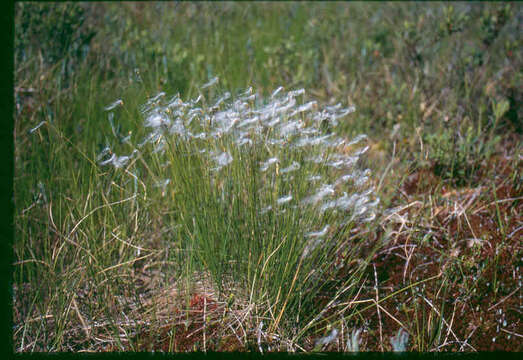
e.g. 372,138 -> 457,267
98,85 -> 380,252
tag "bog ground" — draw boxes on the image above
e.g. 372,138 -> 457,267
13,2 -> 521,352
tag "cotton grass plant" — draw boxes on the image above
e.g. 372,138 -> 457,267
95,79 -> 380,347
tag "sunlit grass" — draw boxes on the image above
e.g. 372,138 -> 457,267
94,82 -> 381,344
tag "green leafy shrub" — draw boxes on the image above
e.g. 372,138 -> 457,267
425,124 -> 499,187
